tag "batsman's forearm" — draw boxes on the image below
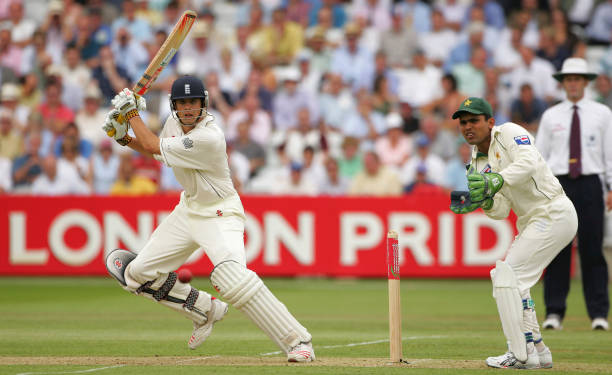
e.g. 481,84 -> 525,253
126,136 -> 154,159
129,116 -> 161,155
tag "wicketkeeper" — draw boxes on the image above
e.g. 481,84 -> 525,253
449,97 -> 577,369
102,76 -> 315,362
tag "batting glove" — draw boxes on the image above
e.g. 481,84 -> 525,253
102,109 -> 132,146
111,88 -> 146,122
467,172 -> 504,202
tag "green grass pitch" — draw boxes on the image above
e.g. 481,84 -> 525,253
0,276 -> 610,374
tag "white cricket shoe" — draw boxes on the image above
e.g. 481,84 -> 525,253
537,346 -> 553,369
485,351 -> 540,369
542,314 -> 562,330
287,341 -> 315,362
188,298 -> 228,350
591,318 -> 609,331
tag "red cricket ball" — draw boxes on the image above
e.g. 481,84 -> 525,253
178,268 -> 193,283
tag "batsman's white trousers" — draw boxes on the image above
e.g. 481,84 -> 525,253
127,194 -> 246,286
504,195 -> 578,294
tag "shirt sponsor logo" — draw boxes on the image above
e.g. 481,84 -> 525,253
182,137 -> 193,149
514,135 -> 531,145
481,164 -> 491,173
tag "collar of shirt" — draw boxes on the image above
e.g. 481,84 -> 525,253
561,97 -> 588,111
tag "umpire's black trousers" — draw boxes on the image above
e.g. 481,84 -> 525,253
544,174 -> 609,320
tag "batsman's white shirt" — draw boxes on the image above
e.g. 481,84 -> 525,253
470,122 -> 578,293
130,115 -> 247,285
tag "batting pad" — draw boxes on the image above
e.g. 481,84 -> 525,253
124,265 -> 212,325
210,261 -> 311,353
492,260 -> 528,362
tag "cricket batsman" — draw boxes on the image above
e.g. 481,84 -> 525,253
449,97 -> 577,369
101,76 -> 315,362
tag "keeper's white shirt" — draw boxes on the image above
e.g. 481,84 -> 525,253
535,98 -> 612,189
470,122 -> 567,231
154,115 -> 244,217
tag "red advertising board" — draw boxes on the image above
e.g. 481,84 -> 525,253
0,193 -> 517,277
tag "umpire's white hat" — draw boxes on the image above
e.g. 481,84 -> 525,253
553,57 -> 597,82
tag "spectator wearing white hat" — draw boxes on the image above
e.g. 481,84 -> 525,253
0,83 -> 29,130
375,112 -> 413,169
536,57 -> 612,331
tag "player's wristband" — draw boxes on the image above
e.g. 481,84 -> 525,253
116,134 -> 132,146
125,109 -> 140,121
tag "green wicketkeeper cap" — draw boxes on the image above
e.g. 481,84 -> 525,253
452,97 -> 493,119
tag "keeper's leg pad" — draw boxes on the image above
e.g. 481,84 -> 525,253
210,260 -> 311,353
521,291 -> 542,344
492,260 -> 528,362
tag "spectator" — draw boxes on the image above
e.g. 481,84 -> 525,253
4,1 -> 36,48
419,9 -> 459,68
90,139 -> 119,194
348,151 -> 402,196
54,122 -> 94,159
91,46 -> 130,105
38,78 -> 75,136
416,115 -> 458,161
11,131 -> 43,192
438,0 -> 468,32
318,157 -> 349,195
0,155 -> 11,193
422,74 -> 467,131
302,27 -> 333,74
444,140 -> 472,191
351,0 -> 392,32
111,0 -> 152,47
341,90 -> 386,142
379,9 -> 418,69
57,45 -> 93,110
234,120 -> 266,177
258,7 -> 304,66
400,134 -> 446,187
285,107 -> 320,163
40,0 -> 67,65
375,112 -> 413,169
338,136 -> 362,179
238,69 -> 274,113
318,73 -> 355,130
329,22 -> 375,92
585,0 -> 612,45
0,109 -> 23,160
404,162 -> 444,194
444,21 -> 488,73
465,0 -> 505,30
306,6 -> 343,47
219,48 -> 248,104
57,133 -> 91,186
493,25 -> 523,72
594,75 -> 612,109
110,153 -> 157,196
371,73 -> 397,115
508,45 -> 558,104
462,4 -> 501,53
226,141 -> 251,194
307,0 -> 346,29
510,83 -> 547,135
226,93 -> 272,146
397,50 -> 443,109
394,0 -> 432,34
177,22 -> 222,77
301,145 -> 326,184
1,82 -> 29,130
0,27 -> 24,77
78,7 -> 112,63
111,27 -> 149,84
31,155 -> 89,195
536,26 -> 571,72
19,73 -> 42,111
274,162 -> 318,196
203,72 -> 232,124
273,67 -> 317,131
75,84 -> 108,149
398,100 -> 420,134
452,45 -> 488,98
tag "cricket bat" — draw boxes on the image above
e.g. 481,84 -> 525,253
108,10 -> 197,136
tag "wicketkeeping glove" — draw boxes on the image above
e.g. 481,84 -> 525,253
467,172 -> 504,202
102,109 -> 132,146
450,190 -> 482,214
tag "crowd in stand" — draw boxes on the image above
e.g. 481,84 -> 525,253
0,0 -> 611,197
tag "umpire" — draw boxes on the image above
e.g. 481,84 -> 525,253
535,57 -> 612,331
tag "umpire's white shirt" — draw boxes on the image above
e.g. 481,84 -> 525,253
535,98 -> 612,189
154,115 -> 244,218
470,122 -> 567,231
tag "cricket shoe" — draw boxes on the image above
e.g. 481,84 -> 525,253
287,341 -> 315,362
542,314 -> 562,330
591,318 -> 609,331
485,351 -> 540,369
188,298 -> 228,350
537,346 -> 553,369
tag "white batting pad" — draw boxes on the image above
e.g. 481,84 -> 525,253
125,265 -> 212,325
210,261 -> 311,353
492,260 -> 527,362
